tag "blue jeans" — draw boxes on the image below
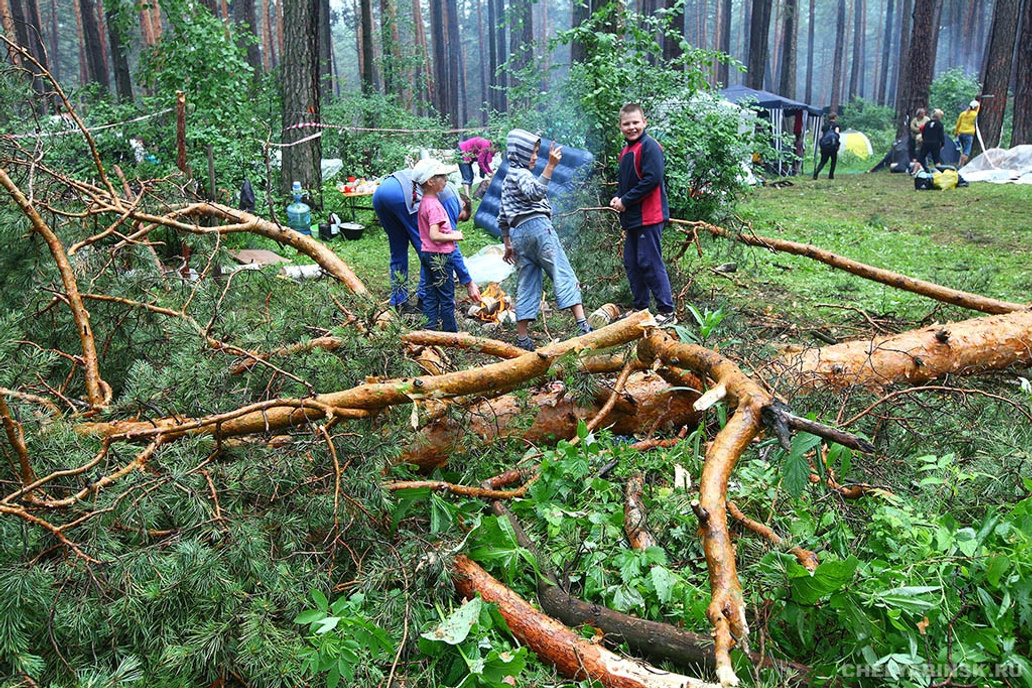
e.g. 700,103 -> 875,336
623,222 -> 674,313
372,176 -> 471,306
419,250 -> 458,332
509,217 -> 582,322
958,133 -> 973,156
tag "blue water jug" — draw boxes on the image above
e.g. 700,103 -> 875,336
286,181 -> 311,235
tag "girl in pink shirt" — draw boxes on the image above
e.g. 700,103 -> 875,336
413,159 -> 465,331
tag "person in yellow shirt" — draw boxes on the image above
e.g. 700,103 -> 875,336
954,100 -> 980,167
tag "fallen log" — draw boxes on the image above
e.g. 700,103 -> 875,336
79,312 -> 655,441
772,309 -> 1032,391
400,370 -> 701,471
451,555 -> 720,688
679,220 -> 1028,315
638,331 -> 775,686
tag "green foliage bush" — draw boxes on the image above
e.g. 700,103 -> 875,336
930,67 -> 982,120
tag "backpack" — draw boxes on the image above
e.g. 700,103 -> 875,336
914,171 -> 935,190
819,129 -> 840,153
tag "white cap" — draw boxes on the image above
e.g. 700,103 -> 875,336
412,157 -> 449,184
970,100 -> 980,109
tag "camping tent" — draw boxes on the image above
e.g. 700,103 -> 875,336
719,85 -> 823,176
840,130 -> 873,158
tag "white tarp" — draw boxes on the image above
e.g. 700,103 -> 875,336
960,145 -> 1032,184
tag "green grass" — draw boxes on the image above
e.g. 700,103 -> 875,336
687,172 -> 1032,326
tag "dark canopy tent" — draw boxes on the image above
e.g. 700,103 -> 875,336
719,85 -> 824,176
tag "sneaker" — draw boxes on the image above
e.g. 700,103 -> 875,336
395,299 -> 421,315
654,312 -> 678,327
515,336 -> 535,351
812,172 -> 818,180
576,319 -> 593,335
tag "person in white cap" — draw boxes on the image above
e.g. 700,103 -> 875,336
413,158 -> 465,332
954,100 -> 980,168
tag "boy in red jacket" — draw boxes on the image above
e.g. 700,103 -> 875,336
609,103 -> 676,325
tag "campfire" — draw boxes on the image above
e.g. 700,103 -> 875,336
467,282 -> 516,325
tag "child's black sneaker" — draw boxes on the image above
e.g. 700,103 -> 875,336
515,336 -> 535,351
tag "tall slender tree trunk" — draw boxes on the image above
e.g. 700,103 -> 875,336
508,0 -> 532,107
446,0 -> 461,126
876,0 -> 895,105
359,0 -> 375,93
1012,0 -> 1032,144
107,4 -> 132,100
79,0 -> 109,91
570,0 -> 588,63
897,0 -> 937,136
742,0 -> 752,69
664,0 -> 682,62
430,0 -> 447,115
47,0 -> 59,82
280,0 -> 322,199
716,0 -> 731,85
476,0 -> 487,121
492,0 -> 506,112
830,0 -> 846,113
979,0 -> 1020,149
778,0 -> 798,98
745,0 -> 771,89
804,0 -> 815,103
150,0 -> 163,41
848,0 -> 865,99
412,0 -> 431,114
234,0 -> 263,75
381,0 -> 400,96
317,0 -> 333,99
893,0 -> 913,135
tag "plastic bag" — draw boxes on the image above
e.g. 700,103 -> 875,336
463,244 -> 515,285
933,169 -> 959,190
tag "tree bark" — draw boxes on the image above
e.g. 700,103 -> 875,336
717,0 -> 732,86
775,310 -> 1032,392
492,0 -> 506,111
804,0 -> 815,103
979,0 -> 1020,149
897,0 -> 936,137
778,0 -> 797,98
876,0 -> 894,105
745,0 -> 771,89
358,0 -> 375,93
1012,0 -> 1032,144
445,0 -> 461,126
451,556 -> 720,688
429,0 -> 446,113
848,0 -> 865,99
280,0 -> 322,199
233,0 -> 262,75
829,0 -> 846,113
107,4 -> 133,100
78,0 -> 108,91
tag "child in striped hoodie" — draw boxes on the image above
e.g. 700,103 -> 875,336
498,129 -> 591,351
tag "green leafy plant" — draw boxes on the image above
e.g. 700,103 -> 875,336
295,590 -> 396,688
673,304 -> 728,345
418,596 -> 529,688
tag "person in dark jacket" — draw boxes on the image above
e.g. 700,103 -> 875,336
919,109 -> 946,172
609,103 -> 675,325
813,113 -> 839,180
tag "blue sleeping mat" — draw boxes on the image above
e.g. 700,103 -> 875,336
474,137 -> 595,238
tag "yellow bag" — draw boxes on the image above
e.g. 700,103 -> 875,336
933,169 -> 959,190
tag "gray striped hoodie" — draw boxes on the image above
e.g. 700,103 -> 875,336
497,128 -> 552,238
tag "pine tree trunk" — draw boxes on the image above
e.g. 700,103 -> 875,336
79,0 -> 109,91
150,0 -> 162,41
107,4 -> 133,100
570,0 -> 589,64
317,0 -> 333,98
280,0 -> 322,200
492,0 -> 506,111
717,0 -> 731,86
380,0 -> 399,95
429,0 -> 446,115
411,0 -> 431,113
848,0 -> 865,99
663,0 -> 682,62
778,0 -> 797,98
47,0 -> 59,82
1012,0 -> 1032,144
234,0 -> 263,75
830,0 -> 845,112
876,0 -> 894,105
446,0 -> 460,126
745,0 -> 771,89
476,0 -> 487,121
359,0 -> 375,93
893,0 -> 916,136
804,0 -> 815,103
979,0 -> 1019,149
